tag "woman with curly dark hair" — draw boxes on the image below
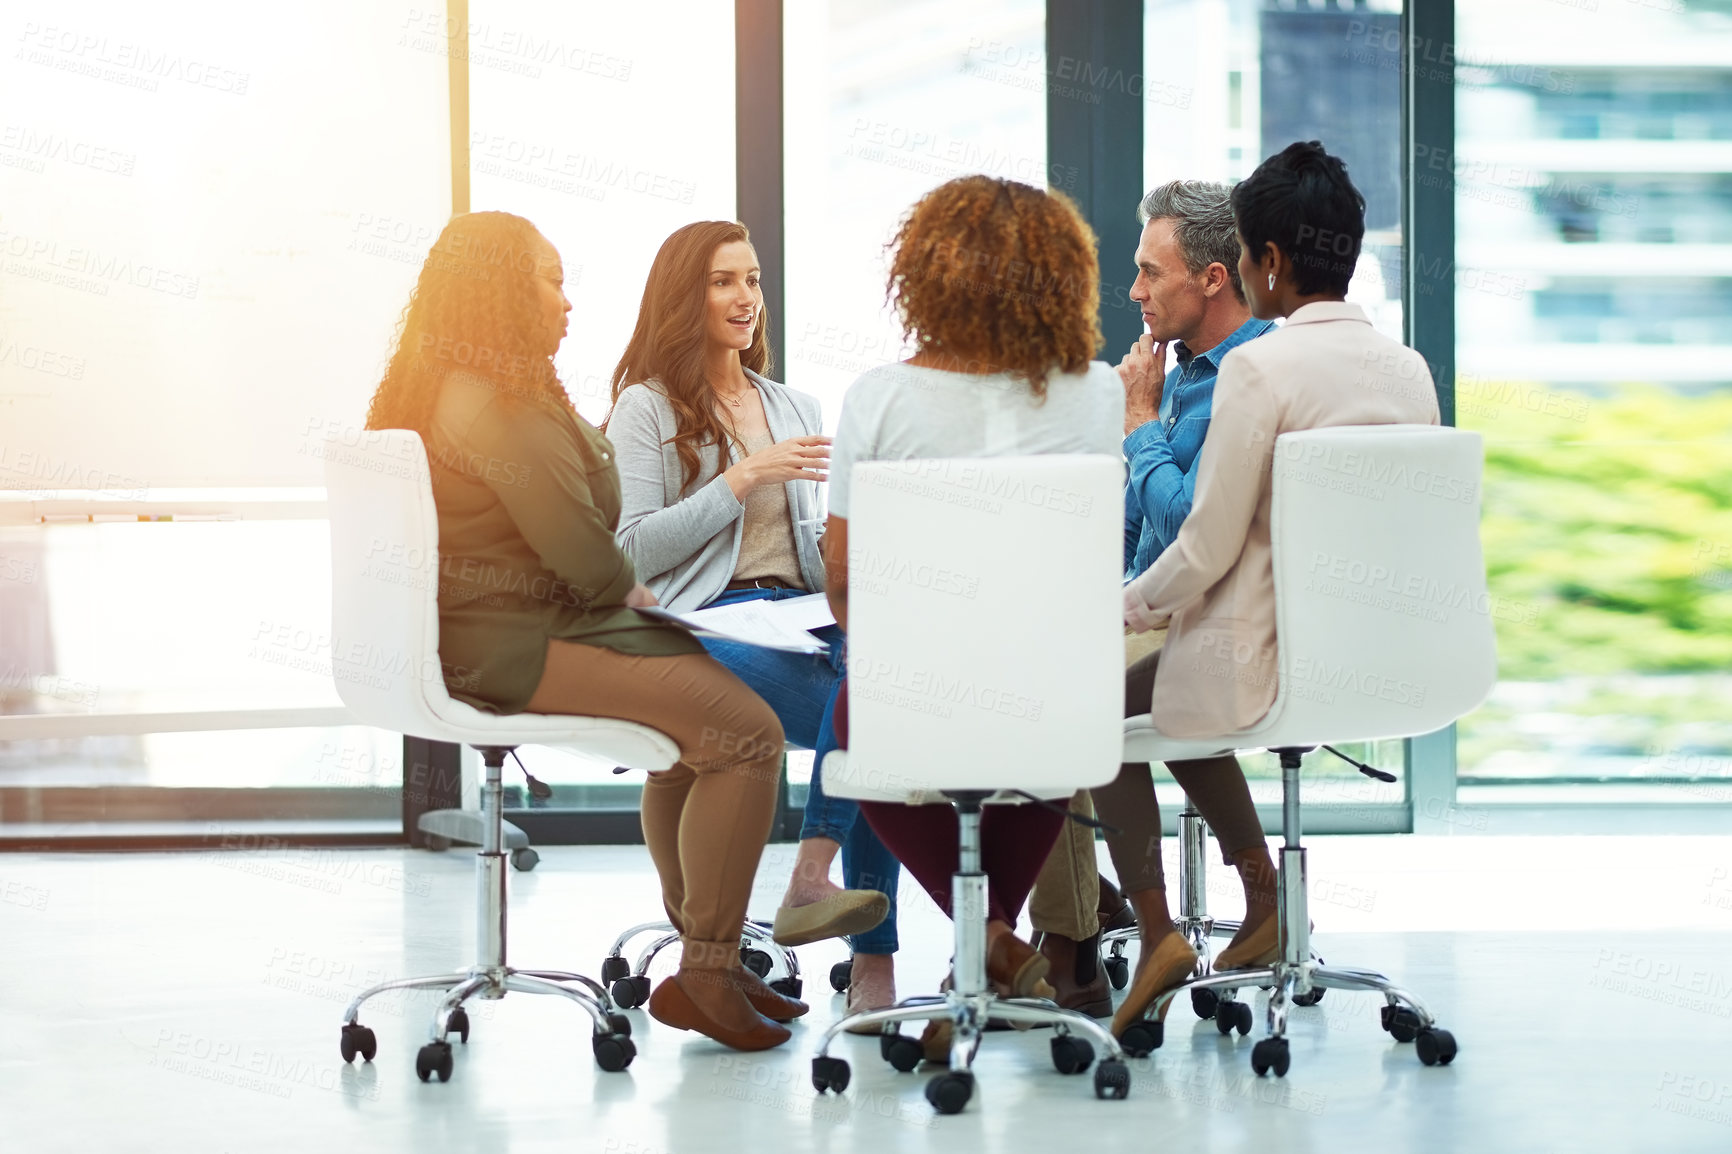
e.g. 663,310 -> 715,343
364,211 -> 800,1051
821,175 -> 1123,1061
604,221 -> 904,1022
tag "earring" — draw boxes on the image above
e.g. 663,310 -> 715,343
1268,273 -> 1276,291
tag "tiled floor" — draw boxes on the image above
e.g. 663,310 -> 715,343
5,834 -> 1731,1152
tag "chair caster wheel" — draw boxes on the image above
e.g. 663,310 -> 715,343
769,976 -> 803,1000
425,835 -> 451,852
510,847 -> 539,871
607,1013 -> 631,1037
830,960 -> 853,993
610,975 -> 651,1009
592,1032 -> 636,1072
741,948 -> 773,978
1215,1000 -> 1253,1037
1251,1036 -> 1290,1077
1191,986 -> 1220,1019
1050,1035 -> 1095,1075
880,1032 -> 923,1073
1103,955 -> 1129,990
1293,955 -> 1325,1005
445,1007 -> 470,1043
415,1041 -> 453,1083
1093,1058 -> 1130,1100
600,955 -> 630,985
1118,1020 -> 1162,1058
1415,1027 -> 1458,1066
1383,1005 -> 1422,1043
339,1023 -> 376,1063
925,1071 -> 974,1115
812,1056 -> 851,1094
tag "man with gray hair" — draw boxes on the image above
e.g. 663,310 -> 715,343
1117,179 -> 1274,582
1028,180 -> 1276,1017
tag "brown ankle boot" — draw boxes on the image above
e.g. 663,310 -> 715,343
1035,931 -> 1113,1018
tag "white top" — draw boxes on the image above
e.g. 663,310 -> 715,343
829,361 -> 1125,517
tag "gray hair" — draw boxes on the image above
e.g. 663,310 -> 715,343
1137,180 -> 1244,302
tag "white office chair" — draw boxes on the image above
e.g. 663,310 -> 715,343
323,429 -> 679,1083
810,455 -> 1134,1115
1115,425 -> 1497,1077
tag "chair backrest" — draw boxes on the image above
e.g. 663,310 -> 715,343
827,455 -> 1125,801
1248,424 -> 1499,746
322,429 -> 453,737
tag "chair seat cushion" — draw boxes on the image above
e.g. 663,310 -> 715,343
819,751 -> 1074,804
1121,715 -> 1237,764
423,695 -> 680,771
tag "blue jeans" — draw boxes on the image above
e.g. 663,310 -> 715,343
699,586 -> 899,954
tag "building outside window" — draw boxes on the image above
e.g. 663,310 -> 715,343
1453,0 -> 1732,801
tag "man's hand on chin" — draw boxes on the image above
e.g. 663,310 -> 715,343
1117,333 -> 1169,436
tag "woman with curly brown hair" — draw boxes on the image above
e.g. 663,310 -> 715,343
822,175 -> 1123,1061
364,211 -> 799,1052
604,221 -> 904,1021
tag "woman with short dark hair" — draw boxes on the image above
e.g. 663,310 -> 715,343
1230,138 -> 1368,300
1103,141 -> 1441,1039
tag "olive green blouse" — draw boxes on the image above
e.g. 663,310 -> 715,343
428,371 -> 701,714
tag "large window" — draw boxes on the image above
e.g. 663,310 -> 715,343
1453,0 -> 1732,799
1140,0 -> 1409,820
0,1 -> 737,838
0,0 -> 448,489
0,0 -> 450,837
782,0 -> 1049,426
15,0 -> 1716,845
467,0 -> 737,426
1142,0 -> 1405,343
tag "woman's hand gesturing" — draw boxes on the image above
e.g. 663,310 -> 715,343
723,435 -> 831,500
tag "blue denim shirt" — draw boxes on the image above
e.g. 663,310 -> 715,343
1122,316 -> 1277,578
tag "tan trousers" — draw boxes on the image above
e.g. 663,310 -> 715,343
1027,629 -> 1167,940
526,640 -> 784,968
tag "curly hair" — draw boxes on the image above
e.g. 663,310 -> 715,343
885,176 -> 1101,395
364,211 -> 572,438
606,221 -> 770,494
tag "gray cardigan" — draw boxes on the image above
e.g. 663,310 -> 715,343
608,370 -> 827,612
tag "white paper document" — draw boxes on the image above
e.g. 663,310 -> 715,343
639,593 -> 836,654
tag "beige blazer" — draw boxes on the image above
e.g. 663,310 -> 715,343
1123,302 -> 1442,738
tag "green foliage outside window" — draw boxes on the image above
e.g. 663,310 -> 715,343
1476,383 -> 1732,679
1459,384 -> 1732,779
